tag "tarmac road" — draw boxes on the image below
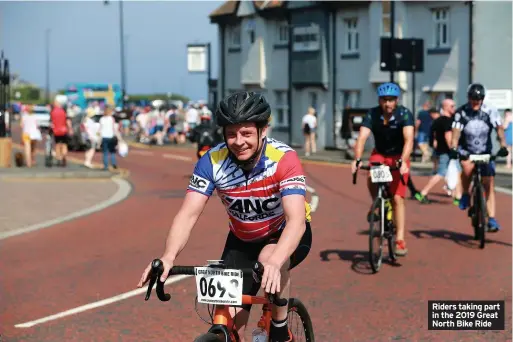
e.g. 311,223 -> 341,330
1,143 -> 511,341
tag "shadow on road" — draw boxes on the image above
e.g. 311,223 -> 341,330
319,249 -> 401,275
410,229 -> 512,248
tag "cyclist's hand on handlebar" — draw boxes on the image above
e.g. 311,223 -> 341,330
137,256 -> 174,288
399,162 -> 409,175
351,160 -> 359,174
261,260 -> 282,294
448,148 -> 459,160
497,146 -> 509,157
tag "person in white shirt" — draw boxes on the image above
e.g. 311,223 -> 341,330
20,105 -> 42,167
99,106 -> 122,170
83,111 -> 100,168
136,108 -> 150,143
185,104 -> 199,131
302,106 -> 317,156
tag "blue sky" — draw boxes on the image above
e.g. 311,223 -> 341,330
0,0 -> 223,100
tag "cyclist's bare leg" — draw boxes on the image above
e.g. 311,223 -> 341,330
482,176 -> 495,217
393,194 -> 405,241
227,307 -> 251,341
226,245 -> 291,341
366,176 -> 378,212
460,160 -> 474,194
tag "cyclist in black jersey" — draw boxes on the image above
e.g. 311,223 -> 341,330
449,83 -> 509,232
351,82 -> 414,256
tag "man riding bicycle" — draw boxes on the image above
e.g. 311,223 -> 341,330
138,91 -> 312,342
189,115 -> 224,160
351,82 -> 414,256
449,83 -> 509,232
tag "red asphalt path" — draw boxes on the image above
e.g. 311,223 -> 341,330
1,143 -> 511,341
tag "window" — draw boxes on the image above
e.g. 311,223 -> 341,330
343,18 -> 359,53
228,25 -> 241,48
339,90 -> 361,109
249,29 -> 255,44
274,90 -> 289,127
292,24 -> 320,52
430,92 -> 453,108
381,0 -> 391,37
276,21 -> 289,44
432,8 -> 450,48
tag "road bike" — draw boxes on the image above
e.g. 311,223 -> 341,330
144,259 -> 315,341
456,153 -> 497,249
352,160 -> 404,273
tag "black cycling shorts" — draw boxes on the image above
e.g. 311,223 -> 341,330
54,135 -> 68,144
219,222 -> 312,311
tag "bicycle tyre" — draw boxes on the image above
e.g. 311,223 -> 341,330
475,184 -> 487,249
193,333 -> 222,342
368,196 -> 384,273
288,298 -> 315,342
386,220 -> 397,262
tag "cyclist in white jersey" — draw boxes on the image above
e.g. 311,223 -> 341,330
449,83 -> 509,232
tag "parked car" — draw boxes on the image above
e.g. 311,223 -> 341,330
32,105 -> 51,130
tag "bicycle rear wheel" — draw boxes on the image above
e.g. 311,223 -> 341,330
368,197 -> 384,273
288,298 -> 315,342
474,184 -> 487,249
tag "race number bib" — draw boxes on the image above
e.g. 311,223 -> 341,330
194,267 -> 243,305
469,154 -> 490,163
370,165 -> 393,183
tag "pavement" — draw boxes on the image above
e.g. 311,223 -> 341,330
0,138 -> 510,341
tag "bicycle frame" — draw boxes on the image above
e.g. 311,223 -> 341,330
207,295 -> 273,341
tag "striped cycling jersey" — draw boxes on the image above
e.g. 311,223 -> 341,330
187,137 -> 312,242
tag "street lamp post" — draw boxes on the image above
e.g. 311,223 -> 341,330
45,28 -> 51,104
104,0 -> 127,106
0,51 -> 11,137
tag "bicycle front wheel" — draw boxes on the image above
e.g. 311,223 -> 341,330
193,333 -> 222,342
288,298 -> 315,342
368,196 -> 384,273
474,184 -> 487,249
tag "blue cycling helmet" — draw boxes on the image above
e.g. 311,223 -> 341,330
377,82 -> 401,97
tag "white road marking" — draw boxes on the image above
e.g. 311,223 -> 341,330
14,274 -> 192,328
495,186 -> 512,196
163,153 -> 193,162
130,150 -> 154,156
306,185 -> 320,212
0,178 -> 132,241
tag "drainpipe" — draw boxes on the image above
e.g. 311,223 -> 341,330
331,9 -> 337,148
287,14 -> 293,143
468,1 -> 473,84
220,24 -> 226,99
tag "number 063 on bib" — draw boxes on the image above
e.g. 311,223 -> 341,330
194,267 -> 244,306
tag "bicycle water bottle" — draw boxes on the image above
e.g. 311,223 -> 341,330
252,321 -> 268,342
385,199 -> 393,221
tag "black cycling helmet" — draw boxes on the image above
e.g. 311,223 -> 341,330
467,83 -> 486,100
215,91 -> 271,127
